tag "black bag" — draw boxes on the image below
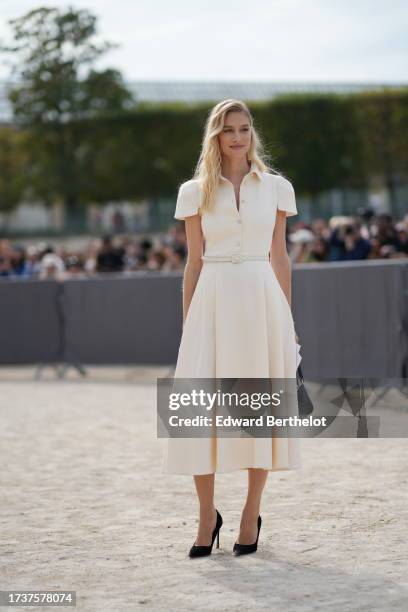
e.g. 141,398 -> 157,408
297,364 -> 314,416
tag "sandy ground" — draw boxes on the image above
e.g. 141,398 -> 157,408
1,365 -> 408,612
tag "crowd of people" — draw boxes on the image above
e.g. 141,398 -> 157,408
0,209 -> 407,280
289,210 -> 408,263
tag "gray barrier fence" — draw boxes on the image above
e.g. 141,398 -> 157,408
1,260 -> 407,378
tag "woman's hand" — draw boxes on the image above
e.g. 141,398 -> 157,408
295,331 -> 300,344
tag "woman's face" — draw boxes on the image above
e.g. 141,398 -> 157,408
218,111 -> 251,160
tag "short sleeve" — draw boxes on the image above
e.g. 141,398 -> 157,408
174,180 -> 200,221
276,175 -> 298,217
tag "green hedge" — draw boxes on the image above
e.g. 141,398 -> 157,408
1,89 -> 407,216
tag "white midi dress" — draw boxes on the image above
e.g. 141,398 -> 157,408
161,161 -> 302,475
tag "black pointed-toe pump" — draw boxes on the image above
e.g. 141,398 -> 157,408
233,515 -> 262,556
189,509 -> 223,558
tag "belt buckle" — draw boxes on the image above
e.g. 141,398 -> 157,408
231,253 -> 243,263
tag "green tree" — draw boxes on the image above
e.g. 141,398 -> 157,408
0,128 -> 28,215
0,5 -> 135,217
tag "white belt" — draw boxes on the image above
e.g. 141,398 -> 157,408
202,254 -> 269,263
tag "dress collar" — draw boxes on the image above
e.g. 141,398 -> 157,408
220,160 -> 263,182
249,161 -> 263,180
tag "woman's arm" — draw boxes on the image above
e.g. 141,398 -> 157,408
270,210 -> 292,306
270,210 -> 299,341
182,215 -> 204,326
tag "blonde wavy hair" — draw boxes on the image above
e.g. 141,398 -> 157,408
192,99 -> 276,215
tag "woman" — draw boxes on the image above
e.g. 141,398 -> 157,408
161,99 -> 302,558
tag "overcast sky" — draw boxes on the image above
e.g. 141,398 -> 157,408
0,0 -> 406,82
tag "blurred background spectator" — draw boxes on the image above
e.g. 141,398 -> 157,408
96,234 -> 125,273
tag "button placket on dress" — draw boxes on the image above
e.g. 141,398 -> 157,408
220,173 -> 250,261
233,174 -> 249,259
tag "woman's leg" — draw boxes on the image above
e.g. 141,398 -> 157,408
192,473 -> 217,546
236,468 -> 268,544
